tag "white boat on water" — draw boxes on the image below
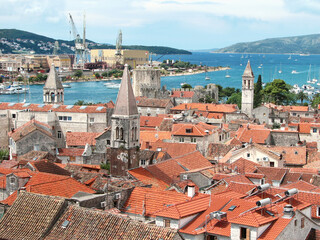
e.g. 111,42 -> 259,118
62,83 -> 71,88
205,76 -> 210,80
1,83 -> 29,95
104,82 -> 120,88
291,70 -> 297,74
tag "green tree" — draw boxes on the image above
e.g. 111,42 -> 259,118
222,87 -> 237,98
16,76 -> 24,82
74,70 -> 83,78
181,83 -> 192,89
296,91 -> 308,105
226,92 -> 242,108
311,93 -> 320,108
262,79 -> 289,105
254,74 -> 263,108
0,149 -> 9,160
94,73 -> 101,79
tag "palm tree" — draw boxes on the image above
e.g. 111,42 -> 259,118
296,91 -> 308,105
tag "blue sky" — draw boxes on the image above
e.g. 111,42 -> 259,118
1,0 -> 320,50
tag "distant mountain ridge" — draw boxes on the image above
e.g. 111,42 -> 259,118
215,34 -> 320,54
0,29 -> 191,55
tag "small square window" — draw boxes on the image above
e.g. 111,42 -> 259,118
12,113 -> 16,119
179,137 -> 184,143
67,116 -> 72,121
301,217 -> 305,228
90,118 -> 94,123
247,153 -> 250,158
313,128 -> 317,133
57,131 -> 62,139
63,116 -> 67,121
59,116 -> 63,121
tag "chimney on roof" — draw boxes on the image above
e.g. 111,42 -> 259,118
187,183 -> 196,198
282,204 -> 294,219
206,105 -> 208,111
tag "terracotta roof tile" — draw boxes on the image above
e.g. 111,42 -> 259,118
268,146 -> 307,166
140,115 -> 164,129
0,102 -> 112,113
140,131 -> 171,143
128,167 -> 169,190
66,132 -> 100,147
58,148 -> 84,156
0,192 -> 66,240
230,158 -> 260,174
155,195 -> 210,219
171,103 -> 238,113
236,128 -> 270,144
258,217 -> 291,240
122,187 -> 191,217
8,119 -> 53,142
141,139 -> 197,158
282,180 -> 319,192
46,204 -> 180,240
2,172 -> 95,206
172,122 -> 217,137
171,90 -> 195,98
136,96 -> 172,108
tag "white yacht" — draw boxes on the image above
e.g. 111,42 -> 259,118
1,83 -> 29,95
62,83 -> 71,88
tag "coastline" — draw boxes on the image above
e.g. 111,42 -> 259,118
8,66 -> 231,85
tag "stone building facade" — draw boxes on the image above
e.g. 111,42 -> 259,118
43,64 -> 64,105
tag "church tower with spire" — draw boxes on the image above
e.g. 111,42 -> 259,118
111,64 -> 140,149
43,64 -> 64,105
241,60 -> 254,117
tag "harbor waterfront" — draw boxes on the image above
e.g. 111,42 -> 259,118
1,52 -> 320,104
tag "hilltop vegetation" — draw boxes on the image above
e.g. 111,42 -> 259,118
0,29 -> 191,55
215,34 -> 320,54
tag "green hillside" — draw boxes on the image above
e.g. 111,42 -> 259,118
0,29 -> 191,55
215,34 -> 320,54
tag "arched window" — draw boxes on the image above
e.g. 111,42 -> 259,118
51,92 -> 55,102
135,127 -> 137,140
116,127 -> 119,139
120,128 -> 124,140
131,127 -> 134,140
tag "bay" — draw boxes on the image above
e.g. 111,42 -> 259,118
1,52 -> 319,105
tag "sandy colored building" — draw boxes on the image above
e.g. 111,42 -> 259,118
47,55 -> 71,70
90,49 -> 149,68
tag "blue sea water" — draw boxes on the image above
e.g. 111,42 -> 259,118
1,52 -> 320,105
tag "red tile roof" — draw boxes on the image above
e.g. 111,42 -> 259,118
1,172 -> 95,206
268,146 -> 307,166
172,122 -> 217,137
230,158 -> 260,174
281,180 -> 319,192
128,167 -> 169,190
171,103 -> 238,113
0,102 -> 113,113
140,139 -> 197,158
8,119 -> 53,142
136,97 -> 172,108
235,127 -> 270,144
66,132 -> 100,147
122,187 -> 191,217
258,217 -> 291,240
140,116 -> 164,129
58,148 -> 84,156
171,91 -> 195,98
140,131 -> 171,143
155,195 -> 210,219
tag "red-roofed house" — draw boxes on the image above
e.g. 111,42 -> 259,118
171,122 -> 221,155
136,97 -> 174,116
171,90 -> 198,105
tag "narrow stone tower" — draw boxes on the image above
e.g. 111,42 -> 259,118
43,64 -> 64,105
241,60 -> 254,117
111,64 -> 140,149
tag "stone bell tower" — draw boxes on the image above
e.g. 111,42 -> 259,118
111,64 -> 140,149
241,60 -> 254,118
43,64 -> 64,105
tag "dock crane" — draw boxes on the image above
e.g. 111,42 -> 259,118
69,13 -> 89,69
